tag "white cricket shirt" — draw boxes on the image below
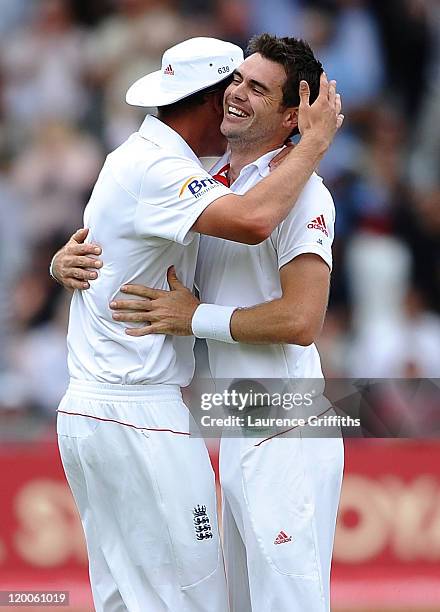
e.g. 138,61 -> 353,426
197,149 -> 335,379
67,115 -> 230,385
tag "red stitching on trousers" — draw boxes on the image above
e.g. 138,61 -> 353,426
253,406 -> 334,446
57,410 -> 191,436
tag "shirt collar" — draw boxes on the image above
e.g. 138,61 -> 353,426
208,145 -> 287,185
209,151 -> 231,175
138,114 -> 201,166
239,146 -> 285,180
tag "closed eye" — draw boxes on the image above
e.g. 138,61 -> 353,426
232,70 -> 243,84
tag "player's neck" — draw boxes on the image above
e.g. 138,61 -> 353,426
159,113 -> 227,157
159,116 -> 201,156
228,140 -> 285,184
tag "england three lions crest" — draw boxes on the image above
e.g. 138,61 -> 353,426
193,505 -> 213,540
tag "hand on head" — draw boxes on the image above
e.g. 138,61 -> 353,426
297,73 -> 344,147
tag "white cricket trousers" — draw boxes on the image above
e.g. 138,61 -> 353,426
220,432 -> 344,612
57,380 -> 228,612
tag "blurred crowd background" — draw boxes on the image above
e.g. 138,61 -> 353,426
0,0 -> 439,435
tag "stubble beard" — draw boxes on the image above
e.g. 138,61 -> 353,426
221,121 -> 262,150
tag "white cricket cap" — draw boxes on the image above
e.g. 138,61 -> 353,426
126,37 -> 244,108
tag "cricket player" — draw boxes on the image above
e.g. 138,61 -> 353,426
99,35 -> 343,611
52,37 -> 343,612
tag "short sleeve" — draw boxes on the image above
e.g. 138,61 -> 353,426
274,175 -> 335,271
134,155 -> 231,245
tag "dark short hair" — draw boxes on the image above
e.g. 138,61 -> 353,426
246,33 -> 323,109
158,75 -> 234,119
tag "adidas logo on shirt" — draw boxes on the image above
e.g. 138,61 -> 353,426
164,64 -> 174,75
307,214 -> 328,236
274,530 -> 293,545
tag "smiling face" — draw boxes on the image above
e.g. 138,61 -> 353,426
221,53 -> 297,149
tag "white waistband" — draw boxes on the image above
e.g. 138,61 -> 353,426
66,379 -> 182,402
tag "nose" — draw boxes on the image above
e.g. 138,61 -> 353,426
231,81 -> 247,101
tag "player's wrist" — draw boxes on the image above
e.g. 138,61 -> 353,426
49,253 -> 62,284
300,131 -> 329,155
191,304 -> 237,343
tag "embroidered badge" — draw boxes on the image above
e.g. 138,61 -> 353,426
193,505 -> 213,540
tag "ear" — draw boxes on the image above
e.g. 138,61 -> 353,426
282,107 -> 298,131
211,90 -> 225,117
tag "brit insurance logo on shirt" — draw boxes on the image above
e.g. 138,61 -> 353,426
179,175 -> 223,199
